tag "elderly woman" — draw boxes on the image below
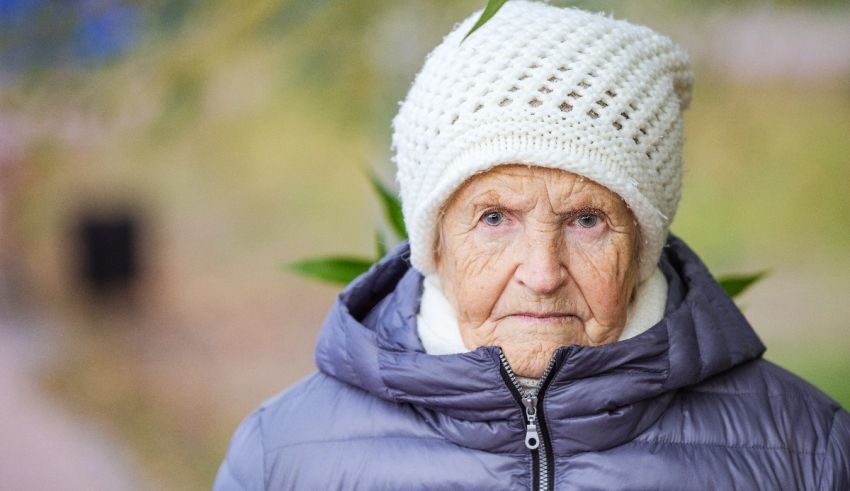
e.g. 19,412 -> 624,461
214,2 -> 850,489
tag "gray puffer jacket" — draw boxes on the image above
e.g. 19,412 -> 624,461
214,235 -> 850,490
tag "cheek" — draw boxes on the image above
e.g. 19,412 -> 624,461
442,233 -> 514,325
567,234 -> 636,319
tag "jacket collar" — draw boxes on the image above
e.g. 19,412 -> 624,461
314,234 -> 766,455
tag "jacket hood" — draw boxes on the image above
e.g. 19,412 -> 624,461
314,234 -> 766,455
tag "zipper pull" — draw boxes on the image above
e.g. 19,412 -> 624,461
523,395 -> 540,450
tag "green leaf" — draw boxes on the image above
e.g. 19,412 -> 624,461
717,271 -> 768,299
462,0 -> 508,42
282,257 -> 374,285
375,230 -> 388,259
366,171 -> 407,240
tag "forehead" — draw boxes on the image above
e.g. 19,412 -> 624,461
448,164 -> 617,204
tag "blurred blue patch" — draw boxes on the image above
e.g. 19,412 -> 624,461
72,2 -> 141,64
0,0 -> 39,27
0,0 -> 143,73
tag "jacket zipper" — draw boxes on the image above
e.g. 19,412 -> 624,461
497,348 -> 558,491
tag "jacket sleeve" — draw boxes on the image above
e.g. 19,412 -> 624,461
213,410 -> 267,491
818,408 -> 850,491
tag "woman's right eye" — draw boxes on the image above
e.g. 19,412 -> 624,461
481,211 -> 505,226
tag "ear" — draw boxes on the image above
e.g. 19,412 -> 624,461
432,209 -> 448,268
628,220 -> 642,302
433,227 -> 443,269
632,224 -> 642,268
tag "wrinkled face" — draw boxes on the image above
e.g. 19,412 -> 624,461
435,165 -> 640,378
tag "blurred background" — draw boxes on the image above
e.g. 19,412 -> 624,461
0,0 -> 848,489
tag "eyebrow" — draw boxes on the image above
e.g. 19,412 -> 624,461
468,190 -> 532,210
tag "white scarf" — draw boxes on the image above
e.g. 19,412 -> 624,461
416,267 -> 669,391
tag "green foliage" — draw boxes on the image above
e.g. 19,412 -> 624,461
283,170 -> 405,285
282,256 -> 374,285
367,171 -> 407,240
376,231 -> 389,259
463,0 -> 508,42
716,271 -> 767,299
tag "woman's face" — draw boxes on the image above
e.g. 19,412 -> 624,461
435,165 -> 640,378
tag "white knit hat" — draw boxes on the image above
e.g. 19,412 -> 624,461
391,0 -> 693,282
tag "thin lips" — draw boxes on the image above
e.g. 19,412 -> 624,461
510,312 -> 574,319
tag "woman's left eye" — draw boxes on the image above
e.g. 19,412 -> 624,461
575,213 -> 600,228
481,211 -> 505,226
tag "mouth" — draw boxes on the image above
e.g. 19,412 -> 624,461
505,312 -> 577,321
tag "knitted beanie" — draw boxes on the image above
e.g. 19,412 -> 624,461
391,0 -> 694,282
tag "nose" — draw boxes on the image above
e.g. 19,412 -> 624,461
514,237 -> 566,295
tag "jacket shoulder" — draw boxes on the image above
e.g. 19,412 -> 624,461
693,357 -> 843,406
820,407 -> 850,490
213,373 -> 335,490
644,358 -> 848,454
213,402 -> 266,491
213,371 -> 446,490
253,371 -> 442,449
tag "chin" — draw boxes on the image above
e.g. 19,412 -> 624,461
505,350 -> 557,379
495,318 -> 588,374
499,317 -> 584,343
496,327 -> 581,378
